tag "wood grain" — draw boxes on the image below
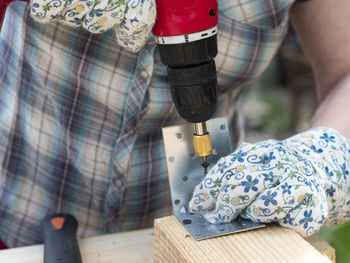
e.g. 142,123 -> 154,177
0,228 -> 153,263
304,233 -> 335,262
0,218 -> 335,263
154,216 -> 334,263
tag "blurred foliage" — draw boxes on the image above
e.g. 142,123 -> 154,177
320,223 -> 350,263
255,91 -> 292,138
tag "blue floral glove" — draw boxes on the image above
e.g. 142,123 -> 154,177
189,127 -> 350,236
30,0 -> 156,52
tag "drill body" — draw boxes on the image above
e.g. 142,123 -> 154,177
152,0 -> 219,172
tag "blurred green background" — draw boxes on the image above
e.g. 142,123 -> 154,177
320,223 -> 350,263
243,29 -> 350,262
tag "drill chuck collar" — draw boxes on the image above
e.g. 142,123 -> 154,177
160,35 -> 218,123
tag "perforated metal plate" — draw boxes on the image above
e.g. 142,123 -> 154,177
162,117 -> 265,240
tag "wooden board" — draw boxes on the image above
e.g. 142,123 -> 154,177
0,228 -> 154,263
154,216 -> 334,263
304,234 -> 335,262
0,219 -> 334,263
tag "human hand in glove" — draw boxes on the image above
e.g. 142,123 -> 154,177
30,0 -> 156,51
189,127 -> 350,236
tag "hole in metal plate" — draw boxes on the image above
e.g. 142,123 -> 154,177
183,219 -> 192,225
176,133 -> 182,139
174,199 -> 180,205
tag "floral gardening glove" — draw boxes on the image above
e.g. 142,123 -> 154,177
189,127 -> 350,236
30,0 -> 156,52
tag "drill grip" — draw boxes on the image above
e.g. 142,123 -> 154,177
41,214 -> 82,263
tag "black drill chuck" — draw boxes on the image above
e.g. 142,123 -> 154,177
168,60 -> 217,123
158,35 -> 218,124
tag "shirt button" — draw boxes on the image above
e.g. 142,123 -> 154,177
112,177 -> 124,188
140,70 -> 148,79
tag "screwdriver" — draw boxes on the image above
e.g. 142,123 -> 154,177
41,213 -> 82,263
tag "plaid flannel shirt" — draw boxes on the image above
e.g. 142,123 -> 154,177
0,0 -> 296,247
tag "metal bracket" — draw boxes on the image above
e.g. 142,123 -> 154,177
162,117 -> 265,240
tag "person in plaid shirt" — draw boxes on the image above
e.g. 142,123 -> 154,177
1,0 -> 350,248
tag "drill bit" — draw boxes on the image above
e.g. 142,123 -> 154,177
201,156 -> 209,175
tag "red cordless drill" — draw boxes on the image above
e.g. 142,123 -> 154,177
152,0 -> 219,174
0,0 -> 219,175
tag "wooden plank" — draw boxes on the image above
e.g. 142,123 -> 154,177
154,216 -> 334,263
304,234 -> 335,262
0,220 -> 334,263
0,228 -> 154,263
